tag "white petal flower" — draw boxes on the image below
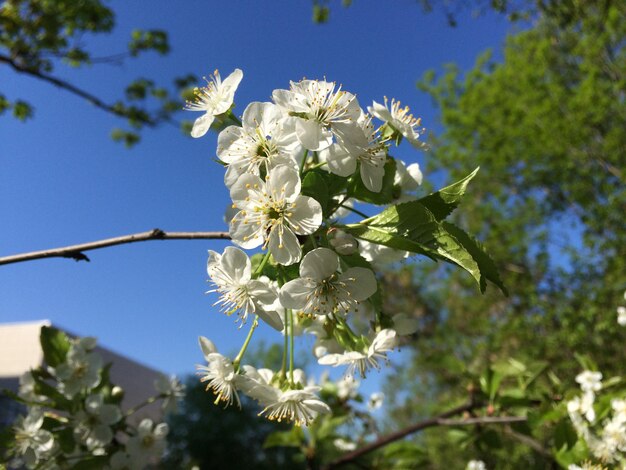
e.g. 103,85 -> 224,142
358,239 -> 409,268
218,101 -> 301,187
466,460 -> 487,470
18,372 -> 46,403
369,97 -> 426,150
229,165 -> 322,265
279,248 -> 377,316
334,438 -> 357,451
53,342 -> 103,398
575,370 -> 603,393
73,394 -> 122,451
126,419 -> 169,465
154,374 -> 185,414
617,306 -> 626,326
393,160 -> 423,202
13,408 -> 54,468
318,329 -> 398,378
185,68 -> 243,138
255,384 -> 330,426
196,337 -> 243,407
207,246 -> 283,329
367,392 -> 384,411
273,79 -> 362,151
328,228 -> 358,255
336,376 -> 360,400
322,114 -> 387,192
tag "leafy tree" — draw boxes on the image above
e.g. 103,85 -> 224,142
0,0 -> 196,146
383,0 -> 625,467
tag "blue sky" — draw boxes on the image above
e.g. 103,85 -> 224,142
0,0 -> 512,390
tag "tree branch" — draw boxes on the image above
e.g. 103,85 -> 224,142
322,402 -> 475,470
0,229 -> 230,266
322,405 -> 531,469
0,53 -> 157,126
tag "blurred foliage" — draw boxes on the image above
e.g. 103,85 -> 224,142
379,0 -> 626,467
0,0 -> 197,146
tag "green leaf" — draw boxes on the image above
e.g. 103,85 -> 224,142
70,456 -> 109,469
417,167 -> 480,221
554,419 -> 578,450
302,171 -> 329,217
263,428 -> 304,449
347,158 -> 397,205
441,222 -> 508,295
40,326 -> 71,367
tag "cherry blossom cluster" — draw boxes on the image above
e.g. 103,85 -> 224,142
186,69 -> 425,426
567,370 -> 626,466
8,330 -> 181,469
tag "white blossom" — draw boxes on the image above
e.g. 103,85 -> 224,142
52,341 -> 102,398
196,336 -> 243,407
466,460 -> 487,470
273,79 -> 362,151
358,239 -> 409,268
185,68 -> 243,138
12,408 -> 55,469
207,246 -> 283,330
367,391 -> 384,411
321,113 -> 387,192
218,101 -> 301,187
154,374 -> 185,414
617,305 -> 626,326
126,419 -> 169,466
369,97 -> 426,150
279,248 -> 377,316
328,228 -> 358,256
394,160 -> 423,202
318,329 -> 398,378
240,366 -> 330,426
575,370 -> 603,394
73,394 -> 122,451
334,438 -> 357,451
229,165 -> 322,265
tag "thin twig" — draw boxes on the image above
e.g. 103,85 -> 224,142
0,229 -> 230,266
0,54 -> 157,126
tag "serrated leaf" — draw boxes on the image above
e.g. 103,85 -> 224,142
417,167 -> 480,221
344,202 -> 483,287
441,222 -> 508,295
40,326 -> 71,367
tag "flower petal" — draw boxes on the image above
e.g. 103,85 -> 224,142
279,278 -> 317,310
289,195 -> 322,235
295,119 -> 333,151
191,113 -> 215,138
300,248 -> 339,280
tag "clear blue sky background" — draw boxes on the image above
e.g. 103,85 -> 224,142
0,1 -> 513,389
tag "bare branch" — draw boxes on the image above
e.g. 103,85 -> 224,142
0,229 -> 230,266
437,415 -> 527,426
322,405 -> 532,469
322,401 -> 476,470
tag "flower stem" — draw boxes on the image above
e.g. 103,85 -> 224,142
299,149 -> 309,175
125,394 -> 162,417
339,203 -> 370,219
253,251 -> 271,278
227,109 -> 242,126
233,316 -> 259,372
280,318 -> 288,380
289,308 -> 295,386
308,161 -> 327,171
